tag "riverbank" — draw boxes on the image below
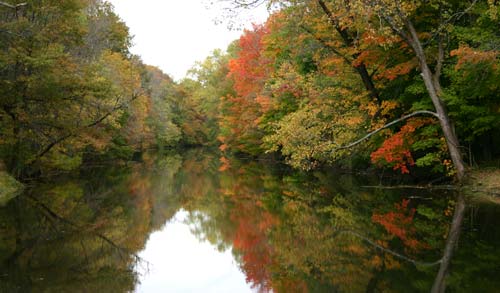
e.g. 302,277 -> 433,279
468,167 -> 500,204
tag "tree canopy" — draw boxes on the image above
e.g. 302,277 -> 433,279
181,0 -> 500,180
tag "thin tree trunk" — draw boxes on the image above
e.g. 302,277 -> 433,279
3,107 -> 20,175
405,21 -> 466,181
355,64 -> 379,100
317,0 -> 380,101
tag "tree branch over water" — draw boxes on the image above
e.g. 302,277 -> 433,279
0,1 -> 27,9
27,93 -> 140,166
332,110 -> 439,152
361,185 -> 500,197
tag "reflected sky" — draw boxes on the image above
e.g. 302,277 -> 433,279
135,210 -> 253,293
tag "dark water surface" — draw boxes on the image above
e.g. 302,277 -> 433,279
1,150 -> 499,292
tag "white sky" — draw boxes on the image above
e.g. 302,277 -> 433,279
108,0 -> 269,81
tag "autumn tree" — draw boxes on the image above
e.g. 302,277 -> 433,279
212,0 -> 500,180
1,0 -> 91,174
0,0 -> 184,177
141,65 -> 181,148
218,24 -> 274,155
176,50 -> 235,146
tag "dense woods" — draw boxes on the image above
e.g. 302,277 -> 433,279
185,0 -> 500,182
0,0 -> 184,178
1,0 -> 499,182
1,1 -> 500,292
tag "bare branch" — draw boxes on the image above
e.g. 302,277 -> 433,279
361,184 -> 458,190
0,1 -> 27,9
362,185 -> 500,197
332,110 -> 439,152
231,0 -> 266,8
27,94 -> 139,165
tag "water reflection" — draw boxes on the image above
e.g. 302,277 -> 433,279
135,210 -> 251,293
0,149 -> 499,292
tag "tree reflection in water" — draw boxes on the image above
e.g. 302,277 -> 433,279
0,150 -> 499,292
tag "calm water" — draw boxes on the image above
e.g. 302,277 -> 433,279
0,150 -> 499,292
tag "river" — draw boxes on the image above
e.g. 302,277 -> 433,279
0,149 -> 499,292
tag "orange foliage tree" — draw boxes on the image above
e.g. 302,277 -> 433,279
219,23 -> 274,155
370,118 -> 433,174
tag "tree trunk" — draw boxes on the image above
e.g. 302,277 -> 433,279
419,62 -> 466,181
355,64 -> 379,100
406,21 -> 466,181
317,0 -> 380,101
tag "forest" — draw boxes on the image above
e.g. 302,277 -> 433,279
183,0 -> 500,183
1,0 -> 499,188
1,1 -> 500,292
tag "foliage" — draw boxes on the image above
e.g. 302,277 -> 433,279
372,199 -> 430,251
0,152 -> 187,291
0,0 -> 184,177
219,24 -> 273,155
180,0 -> 500,176
370,118 -> 438,174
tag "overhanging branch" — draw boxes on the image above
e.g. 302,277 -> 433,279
27,194 -> 148,267
0,1 -> 27,9
333,110 -> 439,152
27,94 -> 139,165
